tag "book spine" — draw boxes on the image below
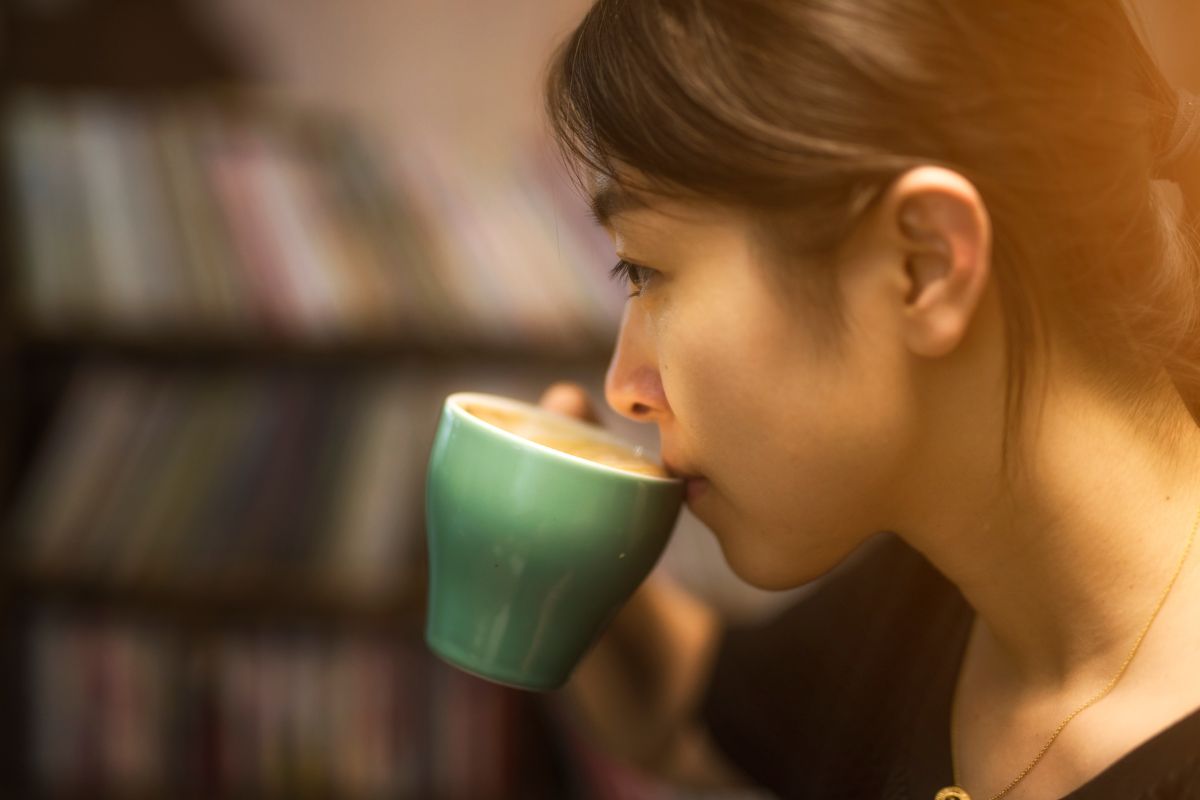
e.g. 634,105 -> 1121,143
69,99 -> 153,330
155,105 -> 250,331
206,123 -> 302,333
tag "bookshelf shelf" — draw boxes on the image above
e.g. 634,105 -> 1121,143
6,564 -> 428,633
35,789 -> 416,800
14,328 -> 615,369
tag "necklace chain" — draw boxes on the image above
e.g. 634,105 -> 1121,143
938,499 -> 1200,800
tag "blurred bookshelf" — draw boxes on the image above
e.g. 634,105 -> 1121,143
2,90 -> 623,355
0,1 -> 658,798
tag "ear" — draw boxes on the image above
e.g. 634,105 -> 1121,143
884,166 -> 992,359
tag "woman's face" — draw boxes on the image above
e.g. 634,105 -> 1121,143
601,187 -> 925,590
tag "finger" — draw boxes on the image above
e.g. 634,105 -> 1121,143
538,382 -> 601,424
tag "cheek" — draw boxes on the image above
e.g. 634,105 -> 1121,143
728,388 -> 903,586
667,291 -> 914,587
782,344 -> 913,504
659,300 -> 768,463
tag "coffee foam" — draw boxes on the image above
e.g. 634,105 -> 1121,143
461,402 -> 670,478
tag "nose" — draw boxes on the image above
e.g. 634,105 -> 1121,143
604,302 -> 671,423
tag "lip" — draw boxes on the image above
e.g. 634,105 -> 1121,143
663,458 -> 708,502
662,458 -> 701,481
684,477 -> 709,503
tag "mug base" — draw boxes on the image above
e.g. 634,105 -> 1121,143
426,633 -> 568,693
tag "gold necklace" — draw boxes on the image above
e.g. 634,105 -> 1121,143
934,499 -> 1200,800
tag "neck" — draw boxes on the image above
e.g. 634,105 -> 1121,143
902,366 -> 1200,693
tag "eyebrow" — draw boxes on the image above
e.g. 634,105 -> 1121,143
588,185 -> 650,227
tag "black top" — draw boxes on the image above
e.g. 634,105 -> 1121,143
700,532 -> 1200,800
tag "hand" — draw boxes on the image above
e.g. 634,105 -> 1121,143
538,381 -> 602,425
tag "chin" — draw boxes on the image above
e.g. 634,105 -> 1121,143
716,528 -> 863,591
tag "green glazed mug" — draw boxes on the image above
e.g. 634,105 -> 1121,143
424,391 -> 685,691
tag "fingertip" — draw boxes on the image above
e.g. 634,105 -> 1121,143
539,382 -> 599,422
538,381 -> 578,408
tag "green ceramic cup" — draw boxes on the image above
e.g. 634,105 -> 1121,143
424,391 -> 685,691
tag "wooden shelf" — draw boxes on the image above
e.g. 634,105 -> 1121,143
31,783 -> 448,800
5,563 -> 429,633
2,0 -> 248,94
11,328 -> 615,369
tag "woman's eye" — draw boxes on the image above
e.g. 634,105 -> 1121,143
608,258 -> 655,298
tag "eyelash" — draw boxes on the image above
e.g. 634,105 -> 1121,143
608,258 -> 654,298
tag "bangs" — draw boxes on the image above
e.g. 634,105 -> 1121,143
544,2 -> 691,199
544,1 -> 789,204
543,0 -> 899,218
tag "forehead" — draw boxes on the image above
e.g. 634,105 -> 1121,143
587,175 -> 731,233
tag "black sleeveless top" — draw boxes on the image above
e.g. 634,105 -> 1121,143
699,533 -> 1200,799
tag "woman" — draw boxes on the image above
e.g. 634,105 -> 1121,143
536,1 -> 1200,798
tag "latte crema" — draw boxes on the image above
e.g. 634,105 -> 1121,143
463,403 -> 669,478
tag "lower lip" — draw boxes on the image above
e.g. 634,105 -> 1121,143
685,478 -> 709,502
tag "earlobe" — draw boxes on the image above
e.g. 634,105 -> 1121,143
890,168 -> 991,359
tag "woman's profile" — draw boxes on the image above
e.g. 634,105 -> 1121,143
537,1 -> 1200,798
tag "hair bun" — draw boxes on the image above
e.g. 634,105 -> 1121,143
1155,91 -> 1200,182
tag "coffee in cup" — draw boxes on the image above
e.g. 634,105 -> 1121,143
461,403 -> 669,478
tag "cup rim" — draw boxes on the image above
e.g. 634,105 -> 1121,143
444,391 -> 682,484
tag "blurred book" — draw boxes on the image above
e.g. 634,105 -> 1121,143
10,365 -> 432,599
3,90 -> 623,350
31,608 -> 172,796
28,609 -> 528,799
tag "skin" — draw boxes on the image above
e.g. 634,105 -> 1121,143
583,165 -> 1200,799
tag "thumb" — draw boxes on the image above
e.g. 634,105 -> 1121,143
538,381 -> 601,424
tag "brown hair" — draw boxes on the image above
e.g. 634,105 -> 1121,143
544,0 -> 1200,471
